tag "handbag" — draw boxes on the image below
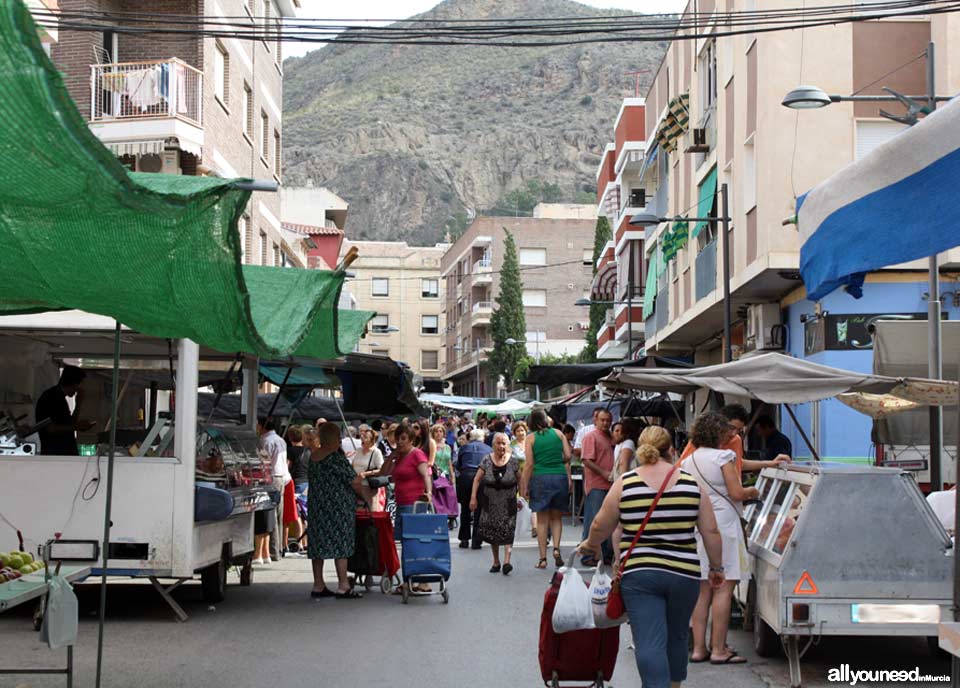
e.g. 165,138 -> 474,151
606,463 -> 679,621
363,448 -> 391,489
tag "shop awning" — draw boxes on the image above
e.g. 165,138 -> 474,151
520,355 -> 691,391
655,94 -> 690,153
590,261 -> 617,301
690,166 -> 718,240
797,96 -> 960,300
0,3 -> 372,359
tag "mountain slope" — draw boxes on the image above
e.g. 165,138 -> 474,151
282,0 -> 669,244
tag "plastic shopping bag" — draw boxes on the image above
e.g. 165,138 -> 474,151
589,564 -> 626,628
551,556 -> 595,634
40,574 -> 78,649
515,497 -> 532,540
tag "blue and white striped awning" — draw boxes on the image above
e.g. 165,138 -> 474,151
798,97 -> 960,301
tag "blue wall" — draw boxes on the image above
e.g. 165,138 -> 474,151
782,280 -> 958,462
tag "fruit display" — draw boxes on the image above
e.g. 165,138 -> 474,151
0,551 -> 45,584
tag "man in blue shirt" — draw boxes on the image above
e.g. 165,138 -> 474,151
755,415 -> 793,462
455,429 -> 489,549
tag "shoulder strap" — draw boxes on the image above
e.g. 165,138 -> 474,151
689,454 -> 742,516
616,464 -> 679,580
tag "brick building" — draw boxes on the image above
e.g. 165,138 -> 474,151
441,206 -> 596,397
50,0 -> 301,266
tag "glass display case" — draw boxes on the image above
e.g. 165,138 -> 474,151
195,424 -> 273,489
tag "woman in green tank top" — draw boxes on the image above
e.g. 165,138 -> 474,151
520,409 -> 572,569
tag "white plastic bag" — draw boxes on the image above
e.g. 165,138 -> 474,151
589,564 -> 626,628
40,574 -> 78,649
515,497 -> 532,540
552,558 -> 595,634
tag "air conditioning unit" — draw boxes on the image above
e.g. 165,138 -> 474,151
745,303 -> 783,352
685,127 -> 709,154
136,150 -> 181,174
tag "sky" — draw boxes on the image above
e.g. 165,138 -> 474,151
285,0 -> 689,58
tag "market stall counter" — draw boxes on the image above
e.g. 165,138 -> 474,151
741,462 -> 952,687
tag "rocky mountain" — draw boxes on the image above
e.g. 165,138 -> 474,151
281,0 -> 669,245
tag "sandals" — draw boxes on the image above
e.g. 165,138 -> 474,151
334,589 -> 362,599
502,563 -> 513,576
310,588 -> 335,598
489,564 -> 501,573
710,653 -> 747,665
553,547 -> 564,568
535,557 -> 548,569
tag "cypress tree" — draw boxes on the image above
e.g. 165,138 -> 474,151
580,215 -> 612,362
489,228 -> 527,389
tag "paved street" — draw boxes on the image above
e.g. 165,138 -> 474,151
0,533 -> 949,688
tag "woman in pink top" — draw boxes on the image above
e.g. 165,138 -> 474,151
366,421 -> 433,591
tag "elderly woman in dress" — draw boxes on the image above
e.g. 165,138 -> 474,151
302,423 -> 364,599
470,432 -> 521,575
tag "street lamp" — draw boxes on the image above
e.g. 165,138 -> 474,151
630,185 -> 733,363
505,337 -> 541,401
782,41 -> 948,491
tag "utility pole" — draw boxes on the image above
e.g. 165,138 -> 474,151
624,70 -> 650,98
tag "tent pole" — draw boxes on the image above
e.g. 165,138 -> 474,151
926,41 -> 944,492
94,321 -> 122,688
267,366 -> 293,418
784,403 -> 820,461
205,352 -> 242,424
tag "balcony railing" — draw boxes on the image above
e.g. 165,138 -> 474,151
472,301 -> 493,314
473,258 -> 492,273
695,239 -> 718,301
91,59 -> 202,126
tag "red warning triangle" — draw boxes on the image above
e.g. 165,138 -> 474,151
794,571 -> 818,595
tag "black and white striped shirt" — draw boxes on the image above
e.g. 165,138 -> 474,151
618,469 -> 702,579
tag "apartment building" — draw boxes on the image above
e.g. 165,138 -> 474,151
441,207 -> 597,397
282,185 -> 348,270
340,241 -> 449,383
615,1 -> 960,463
51,0 -> 301,266
593,99 -> 647,359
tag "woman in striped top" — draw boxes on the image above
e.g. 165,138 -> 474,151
580,426 -> 723,688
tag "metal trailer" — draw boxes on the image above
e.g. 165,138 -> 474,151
738,462 -> 952,687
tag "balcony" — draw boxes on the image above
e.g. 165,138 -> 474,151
89,59 -> 204,158
471,300 -> 493,325
471,258 -> 492,284
695,239 -> 718,302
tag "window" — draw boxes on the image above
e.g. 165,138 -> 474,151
421,278 -> 439,298
258,230 -> 267,265
274,129 -> 281,174
519,247 -> 547,266
242,83 -> 253,139
582,248 -> 593,266
421,350 -> 439,370
371,349 -> 389,357
699,40 -> 717,114
214,42 -> 229,105
855,120 -> 908,161
743,142 -> 756,212
371,314 -> 389,333
522,289 -> 547,307
421,315 -> 439,335
238,214 -> 249,263
371,277 -> 389,297
272,243 -> 280,266
260,111 -> 269,161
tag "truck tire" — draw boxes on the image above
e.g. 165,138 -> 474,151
754,608 -> 782,658
201,557 -> 226,604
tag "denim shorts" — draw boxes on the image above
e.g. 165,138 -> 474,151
529,474 -> 569,513
294,482 -> 308,496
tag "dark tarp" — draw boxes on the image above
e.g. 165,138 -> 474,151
522,356 -> 692,391
548,397 -> 683,428
197,392 -> 368,422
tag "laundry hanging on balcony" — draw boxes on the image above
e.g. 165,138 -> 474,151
661,220 -> 689,262
655,94 -> 690,153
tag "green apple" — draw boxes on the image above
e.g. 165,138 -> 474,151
21,552 -> 33,564
18,565 -> 32,575
0,553 -> 10,567
8,554 -> 23,570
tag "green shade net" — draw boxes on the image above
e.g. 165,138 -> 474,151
0,2 -> 371,358
690,166 -> 718,240
260,363 -> 335,388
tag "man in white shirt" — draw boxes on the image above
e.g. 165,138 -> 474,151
258,419 -> 290,561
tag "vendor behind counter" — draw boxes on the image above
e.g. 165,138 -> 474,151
36,365 -> 95,456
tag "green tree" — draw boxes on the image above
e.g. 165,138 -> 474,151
488,229 -> 527,389
580,215 -> 612,362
